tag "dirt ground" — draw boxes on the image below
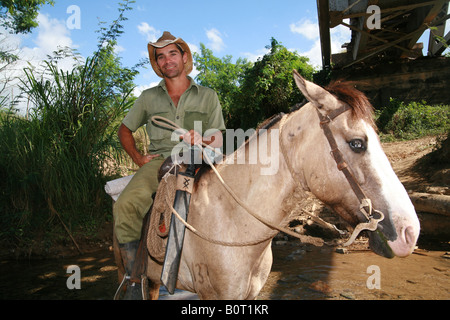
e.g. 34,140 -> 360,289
0,137 -> 449,300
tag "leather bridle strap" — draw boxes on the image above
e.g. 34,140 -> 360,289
315,105 -> 387,247
315,105 -> 372,221
280,103 -> 384,246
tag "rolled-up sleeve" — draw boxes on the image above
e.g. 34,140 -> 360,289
122,94 -> 148,132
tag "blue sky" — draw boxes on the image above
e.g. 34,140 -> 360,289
6,1 -> 344,97
2,0 -> 443,113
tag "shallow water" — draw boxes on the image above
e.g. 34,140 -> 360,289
0,240 -> 448,300
259,242 -> 450,300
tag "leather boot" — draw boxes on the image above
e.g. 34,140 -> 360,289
119,241 -> 143,300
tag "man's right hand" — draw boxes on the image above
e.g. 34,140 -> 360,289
118,124 -> 161,168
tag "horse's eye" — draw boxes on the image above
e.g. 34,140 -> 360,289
349,139 -> 366,153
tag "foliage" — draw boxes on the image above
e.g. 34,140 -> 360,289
233,38 -> 316,130
194,38 -> 316,130
0,0 -> 54,34
375,98 -> 450,141
0,1 -> 138,251
194,43 -> 252,127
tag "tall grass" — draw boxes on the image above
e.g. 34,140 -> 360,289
0,55 -> 134,249
0,1 -> 140,252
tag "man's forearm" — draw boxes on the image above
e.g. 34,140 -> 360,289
118,124 -> 159,167
118,124 -> 140,160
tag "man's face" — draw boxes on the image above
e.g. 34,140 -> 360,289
155,44 -> 187,79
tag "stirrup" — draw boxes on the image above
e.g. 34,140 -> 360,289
114,273 -> 130,300
114,273 -> 148,300
141,275 -> 149,300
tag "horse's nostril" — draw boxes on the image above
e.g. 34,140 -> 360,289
404,226 -> 415,245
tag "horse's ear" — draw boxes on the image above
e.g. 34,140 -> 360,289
293,70 -> 335,109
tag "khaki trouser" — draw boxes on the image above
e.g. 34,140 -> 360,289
113,157 -> 165,244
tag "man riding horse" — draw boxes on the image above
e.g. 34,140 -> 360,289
114,31 -> 226,299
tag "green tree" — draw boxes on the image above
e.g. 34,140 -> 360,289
194,43 -> 251,127
0,0 -> 54,34
234,38 -> 316,130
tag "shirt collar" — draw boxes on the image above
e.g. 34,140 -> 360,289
158,76 -> 199,93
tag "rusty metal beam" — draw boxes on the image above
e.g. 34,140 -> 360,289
340,20 -> 418,56
317,0 -> 332,68
402,0 -> 448,57
343,25 -> 428,68
429,30 -> 450,55
337,0 -> 445,19
320,0 -> 450,69
427,2 -> 449,55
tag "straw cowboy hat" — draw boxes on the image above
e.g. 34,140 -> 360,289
148,31 -> 193,78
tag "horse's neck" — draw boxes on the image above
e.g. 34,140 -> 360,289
210,125 -> 298,224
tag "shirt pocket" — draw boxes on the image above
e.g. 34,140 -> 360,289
183,110 -> 209,134
148,111 -> 173,140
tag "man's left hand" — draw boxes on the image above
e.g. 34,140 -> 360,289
181,129 -> 203,146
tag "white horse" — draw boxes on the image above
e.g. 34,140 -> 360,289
131,72 -> 420,300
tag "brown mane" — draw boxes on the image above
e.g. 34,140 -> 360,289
325,80 -> 377,129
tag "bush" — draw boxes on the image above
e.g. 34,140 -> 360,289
234,38 -> 316,130
376,98 -> 450,140
0,55 -> 134,250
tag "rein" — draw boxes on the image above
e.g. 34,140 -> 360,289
151,116 -> 312,246
152,105 -> 385,248
279,105 -> 384,246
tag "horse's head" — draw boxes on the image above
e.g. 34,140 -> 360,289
288,71 -> 420,258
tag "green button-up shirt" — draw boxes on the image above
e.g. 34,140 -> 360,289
122,77 -> 226,158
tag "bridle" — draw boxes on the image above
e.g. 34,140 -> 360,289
279,104 -> 385,247
154,107 -> 385,247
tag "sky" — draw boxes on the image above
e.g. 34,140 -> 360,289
1,0 -> 442,114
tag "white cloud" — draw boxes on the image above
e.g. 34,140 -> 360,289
137,23 -> 160,43
0,13 -> 80,114
330,23 -> 352,51
114,44 -> 126,54
206,28 -> 225,52
133,82 -> 159,97
297,40 -> 322,68
35,13 -> 75,53
187,42 -> 199,55
241,47 -> 270,62
290,18 -> 320,41
290,18 -> 351,69
19,13 -> 80,72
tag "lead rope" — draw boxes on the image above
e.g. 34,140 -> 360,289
165,197 -> 277,246
151,116 -> 309,245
